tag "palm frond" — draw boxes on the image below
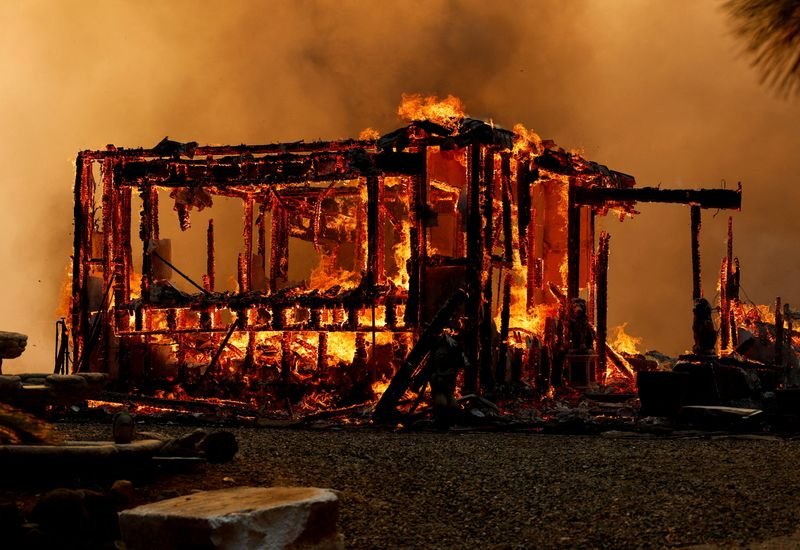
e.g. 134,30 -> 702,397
724,0 -> 800,96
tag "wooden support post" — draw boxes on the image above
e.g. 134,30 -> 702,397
479,147 -> 496,393
464,144 -> 483,393
269,200 -> 289,293
416,148 -> 428,323
240,196 -> 254,292
566,180 -> 581,303
725,217 -> 736,345
405,225 -> 420,326
354,181 -> 367,274
257,199 -> 267,275
785,303 -> 793,385
71,155 -> 92,368
775,297 -> 784,371
690,205 -> 702,301
206,219 -> 215,292
516,155 -> 531,265
139,184 -> 156,301
150,186 -> 160,241
596,232 -> 610,384
366,175 -> 384,286
120,187 -> 132,303
588,210 -> 596,323
496,271 -> 512,385
99,157 -> 119,374
526,209 -> 536,312
501,152 -> 513,263
720,256 -> 730,351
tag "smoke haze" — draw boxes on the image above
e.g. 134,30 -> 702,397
1,0 -> 799,372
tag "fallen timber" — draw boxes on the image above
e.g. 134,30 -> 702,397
96,391 -> 259,417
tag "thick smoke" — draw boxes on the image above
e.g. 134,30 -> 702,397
1,0 -> 799,372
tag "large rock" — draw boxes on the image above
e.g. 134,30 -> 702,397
0,332 -> 27,359
119,486 -> 342,550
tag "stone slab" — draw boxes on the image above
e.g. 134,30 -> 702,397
119,486 -> 342,550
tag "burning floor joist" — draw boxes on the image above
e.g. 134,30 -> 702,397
51,95 -> 800,430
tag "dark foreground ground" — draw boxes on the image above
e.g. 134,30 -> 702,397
7,423 -> 800,549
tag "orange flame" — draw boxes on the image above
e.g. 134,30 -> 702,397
611,323 -> 642,355
359,127 -> 380,140
397,93 -> 465,128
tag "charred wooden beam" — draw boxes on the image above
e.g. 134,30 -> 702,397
776,297 -> 784,370
464,144 -> 483,393
572,185 -> 741,210
83,139 -> 379,161
150,186 -> 160,241
241,196 -> 254,292
373,288 -> 467,421
690,205 -> 702,301
720,257 -> 730,351
269,201 -> 289,293
566,180 -> 581,303
373,151 -> 425,175
605,342 -> 635,382
405,226 -> 420,327
588,210 -> 596,323
517,155 -> 532,265
205,321 -> 239,379
496,272 -> 513,384
257,200 -> 267,269
138,185 -> 155,300
98,390 -> 258,417
366,175 -> 384,286
501,153 -> 513,263
416,150 -> 428,325
101,157 -> 118,374
785,303 -> 793,384
595,232 -> 610,382
479,148 -> 496,393
526,209 -> 537,312
120,187 -> 132,303
71,155 -> 92,366
205,219 -> 215,292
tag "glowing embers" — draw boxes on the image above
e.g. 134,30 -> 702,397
117,327 -> 412,414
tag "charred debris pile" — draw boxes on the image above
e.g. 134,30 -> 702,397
28,98 -> 797,433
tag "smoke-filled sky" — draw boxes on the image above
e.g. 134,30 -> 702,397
2,0 -> 800,372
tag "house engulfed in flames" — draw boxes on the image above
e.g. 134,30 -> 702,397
68,97 -> 741,417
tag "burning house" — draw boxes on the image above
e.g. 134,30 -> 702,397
67,97 -> 743,419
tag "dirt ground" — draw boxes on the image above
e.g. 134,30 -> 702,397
5,422 -> 800,549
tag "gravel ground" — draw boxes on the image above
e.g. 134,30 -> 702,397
10,423 -> 800,549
